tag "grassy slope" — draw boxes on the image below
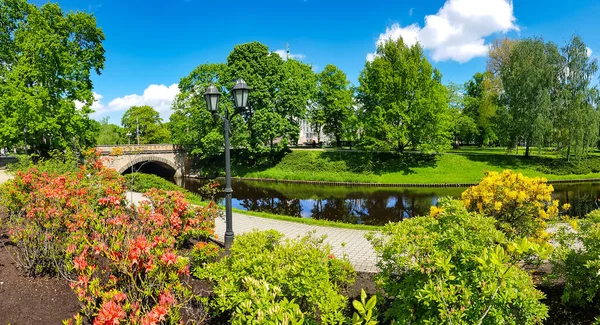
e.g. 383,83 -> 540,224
237,150 -> 600,184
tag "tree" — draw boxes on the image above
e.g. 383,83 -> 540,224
0,0 -> 105,155
96,117 -> 125,145
357,38 -> 451,153
317,64 -> 353,147
501,37 -> 561,157
277,58 -> 317,146
172,42 -> 317,156
307,102 -> 325,143
121,106 -> 170,144
464,72 -> 498,146
170,63 -> 233,157
225,42 -> 286,152
555,35 -> 600,161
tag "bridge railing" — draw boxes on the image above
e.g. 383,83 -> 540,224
96,144 -> 181,155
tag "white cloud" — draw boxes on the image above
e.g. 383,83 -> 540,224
366,0 -> 519,63
75,92 -> 104,110
587,47 -> 593,58
274,49 -> 306,61
91,84 -> 180,120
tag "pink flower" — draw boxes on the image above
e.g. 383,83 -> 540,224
160,251 -> 178,266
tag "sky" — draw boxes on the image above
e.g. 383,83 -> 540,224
31,0 -> 600,124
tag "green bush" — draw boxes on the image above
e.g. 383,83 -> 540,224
7,150 -> 79,175
124,173 -> 205,205
194,230 -> 356,324
549,210 -> 600,307
368,199 -> 551,325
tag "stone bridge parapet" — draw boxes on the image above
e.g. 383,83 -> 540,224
97,144 -> 185,177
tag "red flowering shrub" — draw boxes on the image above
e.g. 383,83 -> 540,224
1,150 -> 218,324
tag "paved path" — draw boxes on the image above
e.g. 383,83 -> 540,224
126,192 -> 379,273
0,170 -> 10,185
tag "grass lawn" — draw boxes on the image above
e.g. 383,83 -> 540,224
235,150 -> 600,184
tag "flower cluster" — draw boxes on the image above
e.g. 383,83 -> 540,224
1,150 -> 219,324
461,170 -> 561,241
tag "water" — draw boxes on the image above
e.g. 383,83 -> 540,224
174,178 -> 600,226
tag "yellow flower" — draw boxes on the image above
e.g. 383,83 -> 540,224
494,201 -> 503,211
429,206 -> 443,217
562,203 -> 571,211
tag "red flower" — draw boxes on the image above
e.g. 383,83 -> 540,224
93,300 -> 125,325
74,252 -> 88,270
160,251 -> 178,266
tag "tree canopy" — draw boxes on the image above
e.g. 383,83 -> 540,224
121,106 -> 170,144
0,0 -> 105,155
317,64 -> 353,147
357,38 -> 451,153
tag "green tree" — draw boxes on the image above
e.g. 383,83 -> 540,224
121,106 -> 170,144
464,72 -> 498,146
501,37 -> 561,156
96,117 -> 125,145
170,63 -> 234,157
225,42 -> 285,152
307,102 -> 326,143
357,38 -> 451,153
555,35 -> 600,161
277,58 -> 317,146
317,64 -> 353,147
0,0 -> 105,155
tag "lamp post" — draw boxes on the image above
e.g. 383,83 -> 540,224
126,132 -> 132,145
203,79 -> 251,249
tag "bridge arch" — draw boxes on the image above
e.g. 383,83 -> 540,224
118,155 -> 180,177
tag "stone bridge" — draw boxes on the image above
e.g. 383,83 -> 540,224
97,144 -> 186,178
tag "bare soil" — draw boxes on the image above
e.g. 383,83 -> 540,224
0,228 -> 81,324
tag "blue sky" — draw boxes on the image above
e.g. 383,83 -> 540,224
32,0 -> 600,124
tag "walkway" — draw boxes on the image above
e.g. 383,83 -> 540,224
125,192 -> 379,273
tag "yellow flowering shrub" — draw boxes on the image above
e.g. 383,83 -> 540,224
462,170 -> 558,241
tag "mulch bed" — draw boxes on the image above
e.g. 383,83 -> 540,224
0,231 -> 80,324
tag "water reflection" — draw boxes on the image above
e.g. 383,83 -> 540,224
173,178 -> 600,225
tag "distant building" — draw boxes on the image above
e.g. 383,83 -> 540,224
298,119 -> 329,145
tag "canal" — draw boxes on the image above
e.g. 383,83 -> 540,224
174,178 -> 600,226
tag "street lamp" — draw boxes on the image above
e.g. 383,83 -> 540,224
126,132 -> 133,145
203,79 -> 251,249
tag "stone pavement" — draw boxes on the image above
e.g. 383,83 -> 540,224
126,192 -> 380,273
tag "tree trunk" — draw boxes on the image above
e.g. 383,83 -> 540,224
567,146 -> 571,162
525,144 -> 530,157
335,134 -> 341,148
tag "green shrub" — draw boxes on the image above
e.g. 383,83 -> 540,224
124,172 -> 185,193
124,172 -> 205,205
189,241 -> 220,269
368,199 -> 551,325
194,230 -> 356,324
231,277 -> 305,325
549,210 -> 600,307
7,150 -> 79,175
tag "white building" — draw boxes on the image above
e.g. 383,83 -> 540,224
298,119 -> 329,145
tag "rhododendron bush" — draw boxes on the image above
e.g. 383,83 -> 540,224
0,150 -> 218,324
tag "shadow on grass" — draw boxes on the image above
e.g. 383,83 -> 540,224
459,152 -> 600,176
317,151 -> 438,176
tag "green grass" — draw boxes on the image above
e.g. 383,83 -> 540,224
124,173 -> 205,205
234,150 -> 600,184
